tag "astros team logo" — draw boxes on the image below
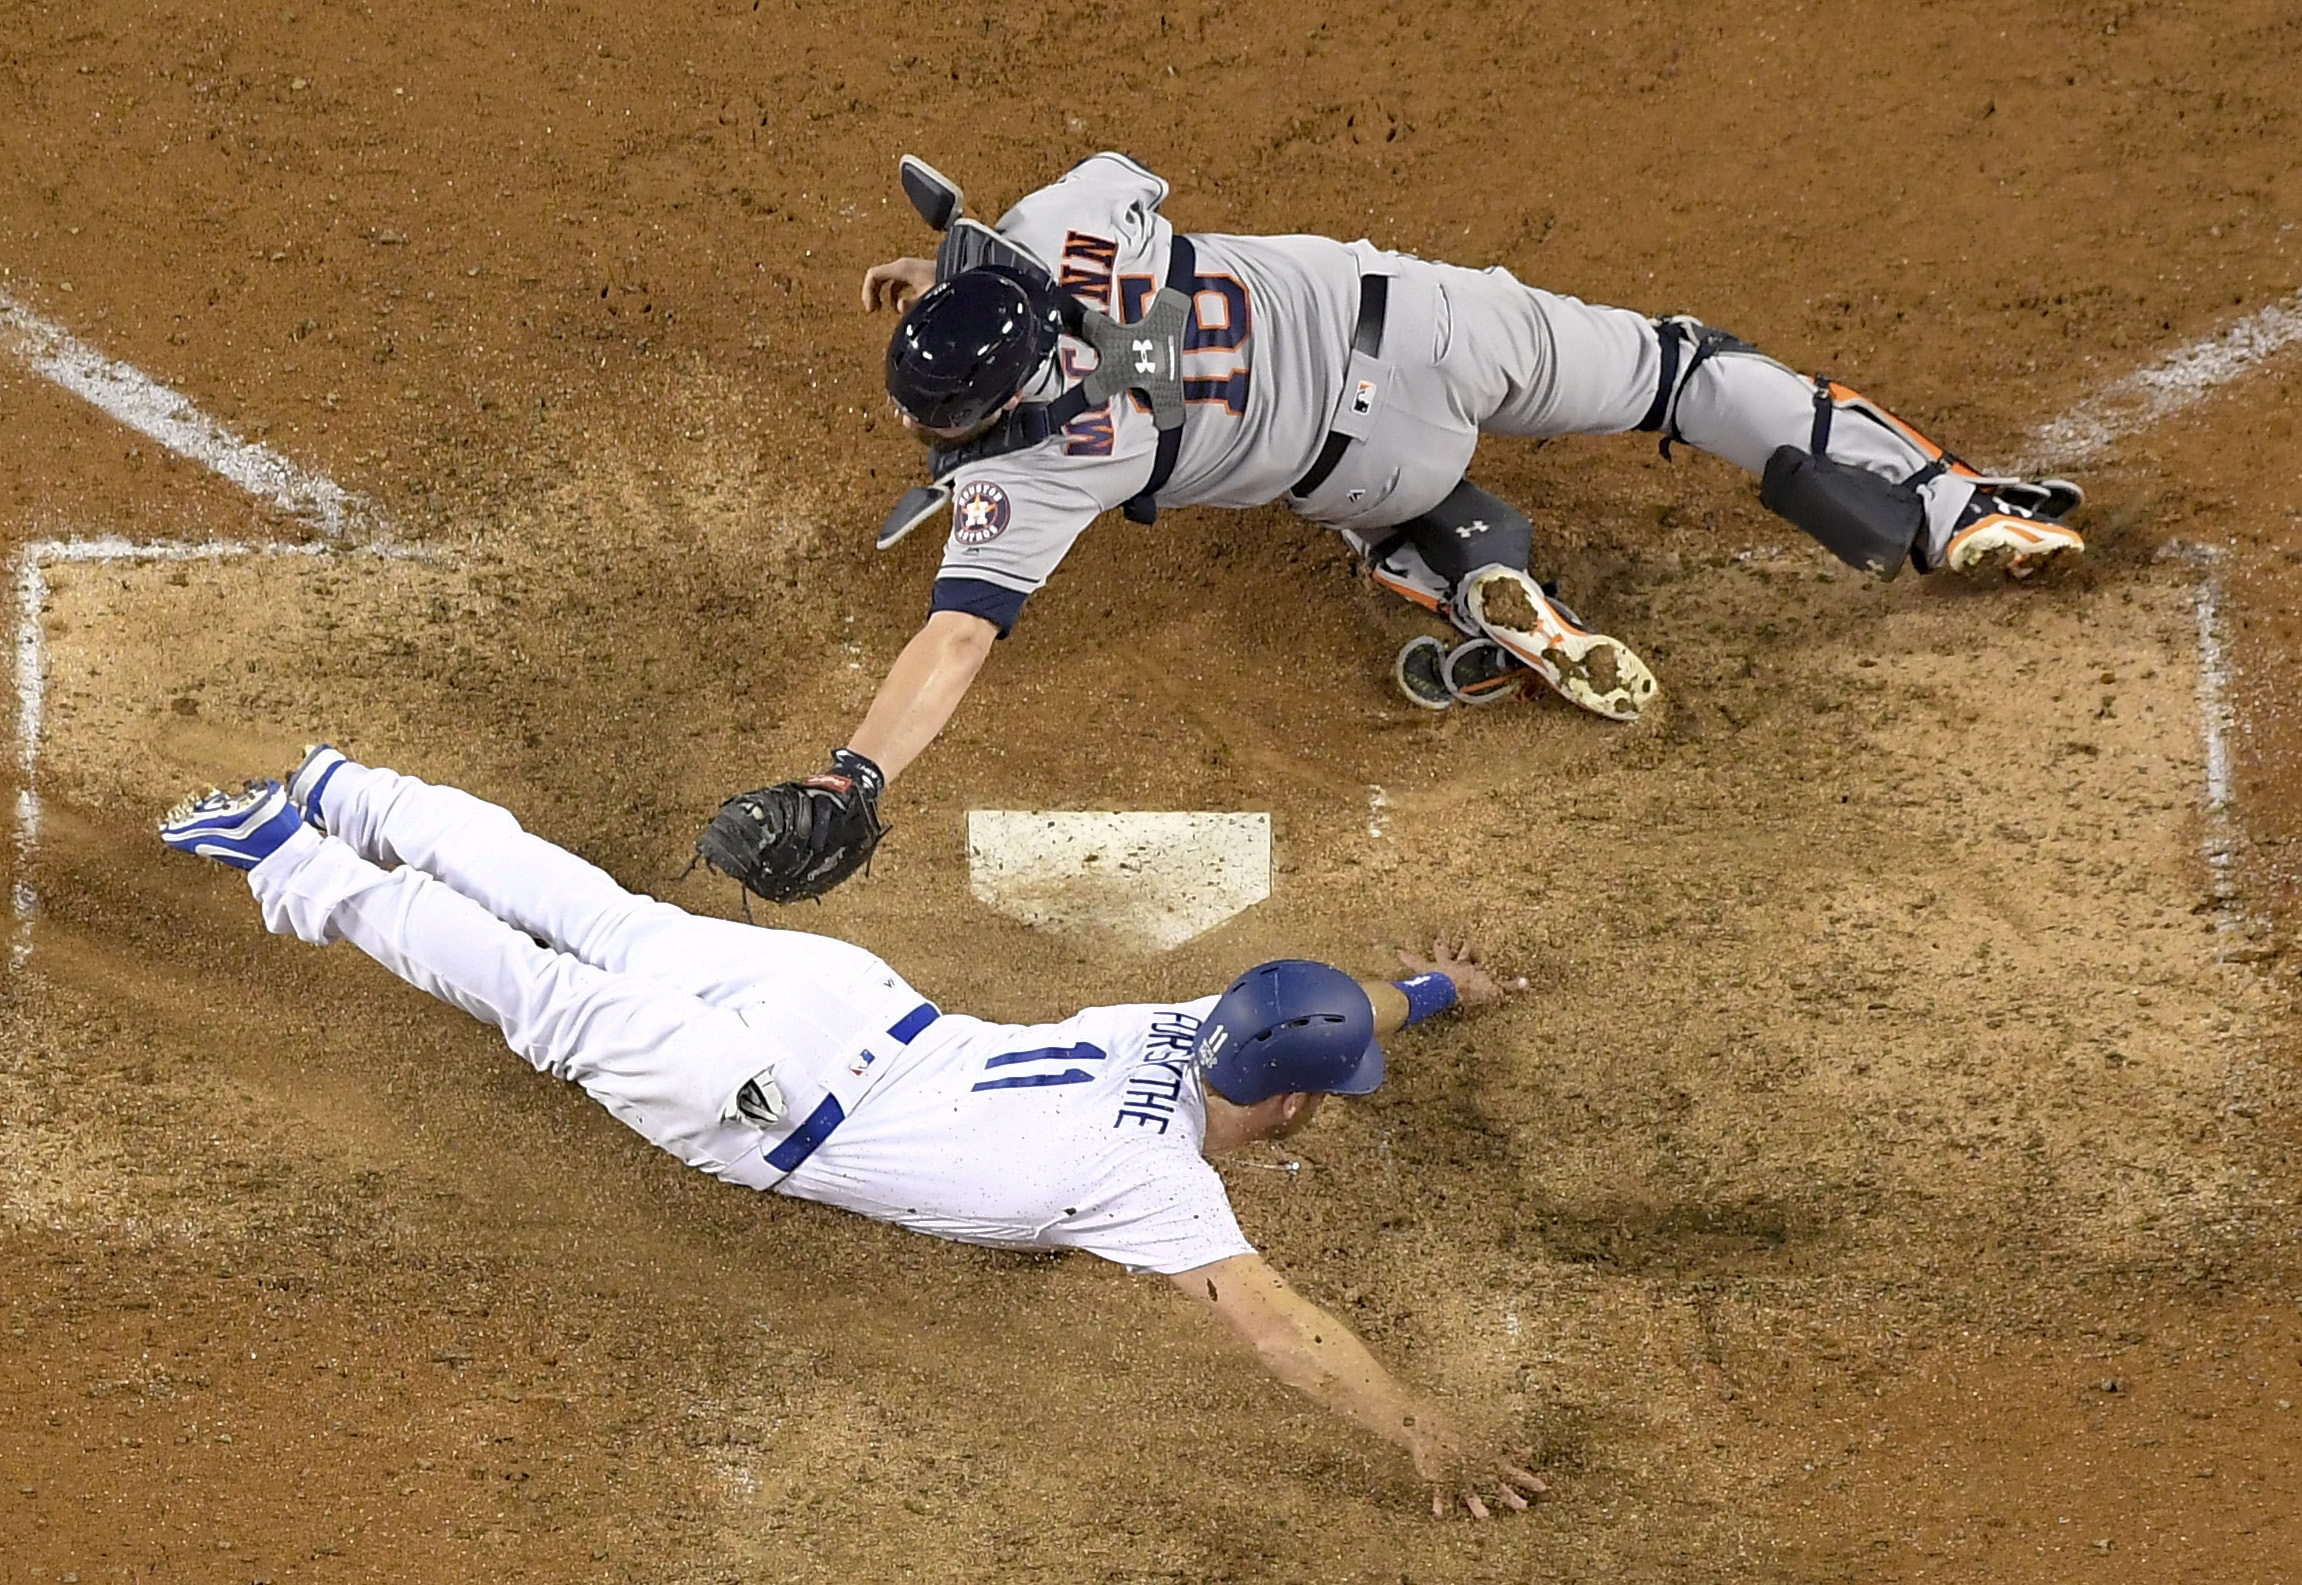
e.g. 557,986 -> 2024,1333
952,480 -> 1012,546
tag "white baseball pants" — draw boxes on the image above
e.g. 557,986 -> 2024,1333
245,763 -> 923,1188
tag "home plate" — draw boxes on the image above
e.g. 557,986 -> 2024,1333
966,811 -> 1272,951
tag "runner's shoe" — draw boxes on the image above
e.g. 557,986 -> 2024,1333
1394,635 -> 1454,711
1943,479 -> 2086,580
1441,638 -> 1533,706
158,780 -> 302,871
1459,568 -> 1659,722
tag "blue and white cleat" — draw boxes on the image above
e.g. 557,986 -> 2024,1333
287,743 -> 350,831
158,780 -> 302,870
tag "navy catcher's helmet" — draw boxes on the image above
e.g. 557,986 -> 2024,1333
885,266 -> 1067,431
1193,960 -> 1384,1106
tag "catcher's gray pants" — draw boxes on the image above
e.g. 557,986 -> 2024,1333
245,763 -> 925,1189
1290,252 -> 1981,563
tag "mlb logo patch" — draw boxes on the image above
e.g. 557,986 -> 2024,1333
1350,378 -> 1378,416
952,480 -> 1012,545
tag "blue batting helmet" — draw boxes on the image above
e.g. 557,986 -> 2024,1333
885,266 -> 1067,431
1193,960 -> 1384,1106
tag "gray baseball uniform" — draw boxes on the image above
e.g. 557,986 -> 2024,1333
928,152 -> 1984,636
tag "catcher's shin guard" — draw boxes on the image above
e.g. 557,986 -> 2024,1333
1758,445 -> 1925,579
1646,319 -> 2084,573
1350,480 -> 1541,633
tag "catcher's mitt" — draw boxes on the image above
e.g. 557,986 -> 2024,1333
695,752 -> 887,905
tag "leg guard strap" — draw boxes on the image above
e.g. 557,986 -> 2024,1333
1644,316 -> 1759,459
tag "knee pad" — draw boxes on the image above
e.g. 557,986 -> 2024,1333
1758,445 -> 1923,579
1396,480 -> 1536,588
1353,480 -> 1538,632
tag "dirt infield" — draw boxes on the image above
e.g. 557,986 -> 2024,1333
5,3 -> 2301,1582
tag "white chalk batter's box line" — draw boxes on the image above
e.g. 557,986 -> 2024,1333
10,537 -> 438,968
3,279 -> 408,969
0,289 -> 381,540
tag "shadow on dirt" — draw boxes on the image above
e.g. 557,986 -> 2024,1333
1521,1192 -> 1805,1276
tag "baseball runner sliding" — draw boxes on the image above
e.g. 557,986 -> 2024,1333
162,761 -> 1545,1518
697,152 -> 2086,905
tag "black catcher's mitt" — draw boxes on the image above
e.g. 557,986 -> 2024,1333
695,750 -> 887,905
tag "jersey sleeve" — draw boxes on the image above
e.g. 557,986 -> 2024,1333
932,437 -> 1146,634
996,152 -> 1170,254
1050,1152 -> 1255,1276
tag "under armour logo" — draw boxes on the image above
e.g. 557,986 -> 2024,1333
1132,338 -> 1157,374
1454,518 -> 1489,539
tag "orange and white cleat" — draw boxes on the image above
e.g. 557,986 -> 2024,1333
1458,567 -> 1659,723
1943,480 -> 2086,581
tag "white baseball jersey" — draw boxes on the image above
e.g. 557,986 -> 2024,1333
785,996 -> 1252,1275
249,760 -> 1253,1278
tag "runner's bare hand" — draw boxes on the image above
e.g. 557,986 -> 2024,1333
1396,937 -> 1514,1009
1412,1430 -> 1548,1519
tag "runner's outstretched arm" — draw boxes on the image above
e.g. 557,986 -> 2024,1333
1172,1252 -> 1545,1519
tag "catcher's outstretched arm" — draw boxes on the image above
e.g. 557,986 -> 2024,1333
846,610 -> 997,784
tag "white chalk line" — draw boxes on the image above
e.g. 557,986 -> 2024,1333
11,537 -> 437,968
2158,543 -> 2243,947
2,282 -> 413,966
0,288 -> 383,540
2028,288 -> 2302,470
2024,287 -> 2285,946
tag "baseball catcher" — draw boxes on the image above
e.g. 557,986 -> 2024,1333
702,152 -> 2086,904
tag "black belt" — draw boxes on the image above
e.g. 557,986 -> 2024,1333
1290,275 -> 1391,500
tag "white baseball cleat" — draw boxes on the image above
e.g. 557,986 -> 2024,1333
1944,481 -> 2086,580
1441,638 -> 1533,707
159,780 -> 303,871
1458,568 -> 1660,723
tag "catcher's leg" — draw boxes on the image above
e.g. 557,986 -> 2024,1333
1450,267 -> 2082,578
1354,482 -> 1660,722
1652,321 -> 2082,578
246,823 -> 787,1186
292,750 -> 910,1014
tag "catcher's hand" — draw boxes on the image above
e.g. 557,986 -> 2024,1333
695,751 -> 887,905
